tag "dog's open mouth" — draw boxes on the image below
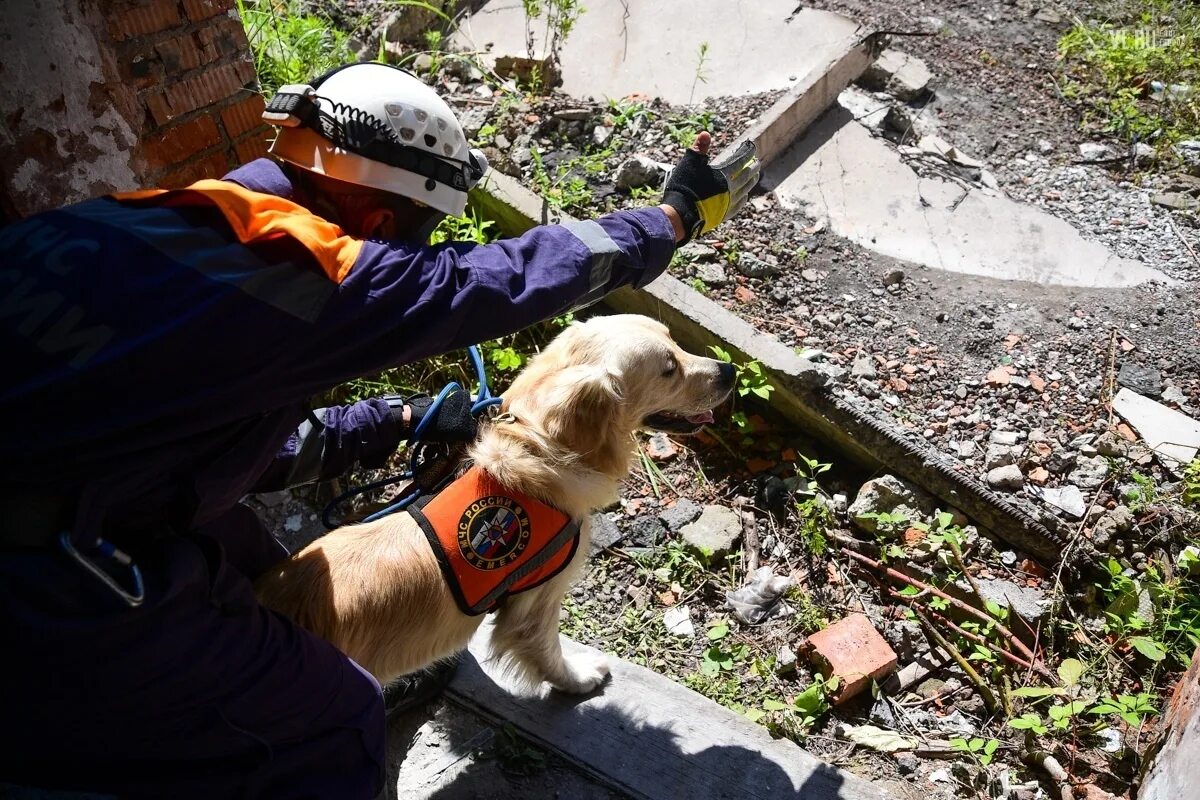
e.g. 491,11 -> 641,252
642,409 -> 715,434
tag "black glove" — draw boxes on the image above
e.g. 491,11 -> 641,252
662,139 -> 759,245
403,389 -> 478,443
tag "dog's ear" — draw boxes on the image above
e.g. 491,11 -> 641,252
541,365 -> 622,451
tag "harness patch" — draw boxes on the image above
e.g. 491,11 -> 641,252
407,466 -> 581,616
457,496 -> 531,569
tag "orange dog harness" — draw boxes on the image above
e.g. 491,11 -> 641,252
407,466 -> 581,615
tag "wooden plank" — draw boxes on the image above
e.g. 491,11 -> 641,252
446,627 -> 889,800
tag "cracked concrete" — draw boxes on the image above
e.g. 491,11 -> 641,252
765,103 -> 1173,288
453,0 -> 865,105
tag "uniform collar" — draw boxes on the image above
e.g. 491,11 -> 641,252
221,158 -> 297,202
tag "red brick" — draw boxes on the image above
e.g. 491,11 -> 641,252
108,0 -> 184,41
197,15 -> 251,60
157,150 -> 231,188
234,135 -> 271,165
155,32 -> 205,73
141,113 -> 221,168
183,0 -> 233,21
147,61 -> 248,124
220,93 -> 266,138
803,613 -> 898,704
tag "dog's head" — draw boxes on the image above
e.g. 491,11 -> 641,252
501,315 -> 736,471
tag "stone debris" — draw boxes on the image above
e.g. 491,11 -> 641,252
1031,484 -> 1087,519
735,252 -> 782,278
658,498 -> 702,532
589,512 -> 624,554
848,474 -> 930,534
971,578 -> 1051,624
645,431 -> 679,462
857,49 -> 933,101
986,464 -> 1024,491
1068,456 -> 1110,490
1118,363 -> 1164,398
776,644 -> 798,675
851,353 -> 877,379
680,505 -> 742,560
1078,142 -> 1113,162
1113,387 -> 1200,472
803,613 -> 899,703
614,154 -> 670,190
695,262 -> 730,286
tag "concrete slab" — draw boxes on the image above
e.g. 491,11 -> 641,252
386,698 -> 625,799
452,0 -> 867,105
764,104 -> 1173,288
447,624 -> 890,799
1112,387 -> 1200,472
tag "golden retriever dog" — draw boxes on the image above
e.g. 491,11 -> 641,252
256,314 -> 735,694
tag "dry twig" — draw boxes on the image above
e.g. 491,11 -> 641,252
840,546 -> 1056,682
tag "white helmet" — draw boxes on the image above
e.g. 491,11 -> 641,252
263,63 -> 488,217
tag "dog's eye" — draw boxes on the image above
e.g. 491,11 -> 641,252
661,360 -> 677,378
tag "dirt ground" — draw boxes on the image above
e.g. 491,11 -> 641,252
253,0 -> 1200,797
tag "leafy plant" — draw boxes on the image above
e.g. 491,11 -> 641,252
689,42 -> 711,105
667,110 -> 716,149
951,737 -> 999,766
237,0 -> 355,96
1010,712 -> 1050,736
1089,693 -> 1158,727
429,208 -> 496,245
1183,458 -> 1200,507
758,676 -> 839,731
521,0 -> 584,88
708,346 -> 774,401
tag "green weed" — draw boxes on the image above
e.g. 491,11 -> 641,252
237,0 -> 354,96
1058,0 -> 1200,151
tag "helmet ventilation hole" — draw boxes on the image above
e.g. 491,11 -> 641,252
399,127 -> 415,140
442,143 -> 453,156
424,134 -> 437,147
415,109 -> 428,122
385,103 -> 403,116
436,118 -> 447,131
425,178 -> 436,191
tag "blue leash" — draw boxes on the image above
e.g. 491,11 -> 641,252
322,345 -> 502,528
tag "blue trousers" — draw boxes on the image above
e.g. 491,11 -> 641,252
0,505 -> 385,799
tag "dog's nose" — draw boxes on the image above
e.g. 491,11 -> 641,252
718,361 -> 736,389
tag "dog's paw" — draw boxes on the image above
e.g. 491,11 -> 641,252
550,652 -> 611,694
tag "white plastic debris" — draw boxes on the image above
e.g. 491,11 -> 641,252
723,566 -> 793,624
663,605 -> 695,638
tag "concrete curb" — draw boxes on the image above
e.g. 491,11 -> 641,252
447,625 -> 891,800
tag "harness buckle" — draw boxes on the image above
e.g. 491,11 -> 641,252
57,532 -> 145,608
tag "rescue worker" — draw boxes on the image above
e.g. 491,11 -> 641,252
0,62 -> 758,798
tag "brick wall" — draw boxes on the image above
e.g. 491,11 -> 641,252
0,0 -> 272,218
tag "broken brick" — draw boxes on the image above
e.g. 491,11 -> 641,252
1029,373 -> 1047,392
803,613 -> 898,704
987,366 -> 1014,386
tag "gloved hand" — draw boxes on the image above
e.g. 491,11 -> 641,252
662,132 -> 759,245
406,389 -> 478,443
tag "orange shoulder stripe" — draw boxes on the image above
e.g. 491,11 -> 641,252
112,181 -> 363,283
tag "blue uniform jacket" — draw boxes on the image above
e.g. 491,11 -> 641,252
0,159 -> 675,543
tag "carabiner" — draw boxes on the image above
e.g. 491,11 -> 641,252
58,532 -> 145,608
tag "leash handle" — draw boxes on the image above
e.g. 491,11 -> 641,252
320,344 -> 502,529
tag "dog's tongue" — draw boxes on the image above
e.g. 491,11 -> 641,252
686,410 -> 715,425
